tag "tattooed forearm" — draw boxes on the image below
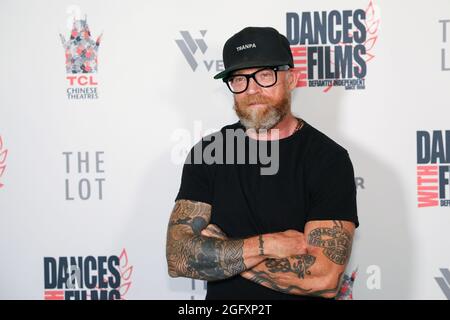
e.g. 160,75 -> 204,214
168,200 -> 209,235
306,272 -> 344,298
307,220 -> 352,265
166,200 -> 247,281
246,270 -> 313,295
242,221 -> 354,298
265,254 -> 316,279
241,254 -> 317,295
181,236 -> 245,280
244,268 -> 343,298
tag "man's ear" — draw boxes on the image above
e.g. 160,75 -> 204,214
286,69 -> 300,91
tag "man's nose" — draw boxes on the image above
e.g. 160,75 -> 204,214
246,77 -> 261,94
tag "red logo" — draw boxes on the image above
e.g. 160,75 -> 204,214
290,0 -> 379,93
60,15 -> 102,100
43,248 -> 133,300
117,248 -> 134,300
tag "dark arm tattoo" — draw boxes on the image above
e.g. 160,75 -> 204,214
265,254 -> 316,279
258,235 -> 264,256
245,269 -> 343,297
205,224 -> 228,239
246,270 -> 312,295
166,200 -> 247,281
307,220 -> 352,265
241,254 -> 318,295
242,221 -> 353,298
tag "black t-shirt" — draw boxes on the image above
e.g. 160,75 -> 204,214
175,119 -> 359,300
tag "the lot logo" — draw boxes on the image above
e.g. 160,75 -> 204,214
176,30 -> 224,72
44,248 -> 133,300
416,131 -> 450,207
0,135 -> 8,189
60,15 -> 102,100
439,19 -> 450,71
63,151 -> 106,200
287,0 -> 379,92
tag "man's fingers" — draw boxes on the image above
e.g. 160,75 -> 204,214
208,226 -> 227,239
201,228 -> 223,239
201,229 -> 213,237
201,224 -> 227,240
208,224 -> 226,235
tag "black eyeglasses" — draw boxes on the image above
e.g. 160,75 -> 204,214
223,65 -> 290,94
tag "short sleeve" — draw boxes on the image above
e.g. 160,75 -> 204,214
306,150 -> 359,228
174,146 -> 213,205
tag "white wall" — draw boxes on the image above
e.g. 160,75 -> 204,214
1,0 -> 449,299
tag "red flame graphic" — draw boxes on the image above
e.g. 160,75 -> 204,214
118,248 -> 133,300
86,248 -> 133,300
0,135 -> 8,189
324,0 -> 380,92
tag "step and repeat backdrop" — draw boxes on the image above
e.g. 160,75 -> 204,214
1,0 -> 450,300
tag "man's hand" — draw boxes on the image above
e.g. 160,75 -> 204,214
167,198 -> 312,283
242,220 -> 355,298
200,224 -> 310,285
200,221 -> 355,299
201,225 -> 308,259
263,230 -> 308,259
167,200 -> 280,281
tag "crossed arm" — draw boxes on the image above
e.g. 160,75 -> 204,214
239,219 -> 354,298
166,199 -> 355,298
166,199 -> 267,281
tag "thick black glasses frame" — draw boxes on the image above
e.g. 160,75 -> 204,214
223,65 -> 290,94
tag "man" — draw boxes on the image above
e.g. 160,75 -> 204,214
166,26 -> 359,300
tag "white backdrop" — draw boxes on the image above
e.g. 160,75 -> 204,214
1,0 -> 450,299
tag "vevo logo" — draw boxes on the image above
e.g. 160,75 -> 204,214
175,30 -> 224,72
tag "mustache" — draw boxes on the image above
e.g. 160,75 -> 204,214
236,95 -> 273,107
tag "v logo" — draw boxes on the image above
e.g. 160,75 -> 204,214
435,268 -> 450,299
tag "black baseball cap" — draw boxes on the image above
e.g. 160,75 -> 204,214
214,26 -> 294,80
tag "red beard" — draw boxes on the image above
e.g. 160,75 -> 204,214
234,94 -> 290,131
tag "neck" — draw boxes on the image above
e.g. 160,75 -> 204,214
246,112 -> 298,141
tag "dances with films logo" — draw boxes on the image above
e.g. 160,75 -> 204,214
416,131 -> 450,208
43,249 -> 133,300
287,0 -> 379,92
60,15 -> 102,100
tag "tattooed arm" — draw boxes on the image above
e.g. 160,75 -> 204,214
241,220 -> 355,298
201,220 -> 355,297
166,199 -> 307,281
